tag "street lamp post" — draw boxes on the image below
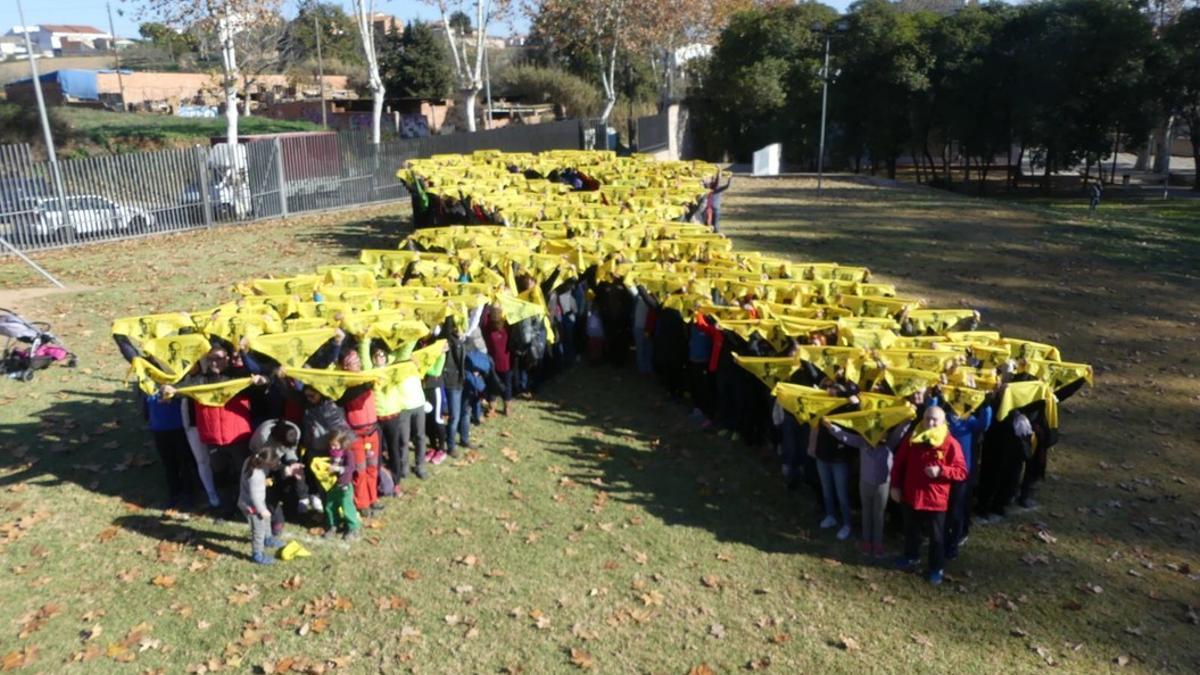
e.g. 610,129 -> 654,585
811,19 -> 848,198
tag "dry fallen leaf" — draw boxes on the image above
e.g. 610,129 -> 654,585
837,635 -> 861,652
151,575 -> 176,589
568,647 -> 594,670
280,575 -> 303,591
701,575 -> 721,589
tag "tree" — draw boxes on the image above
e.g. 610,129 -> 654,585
448,10 -> 473,35
351,0 -> 386,144
1164,7 -> 1200,189
136,0 -> 283,146
381,21 -> 453,99
688,2 -> 836,163
282,2 -> 362,68
529,0 -> 643,123
424,0 -> 512,132
235,12 -> 289,116
138,21 -> 198,60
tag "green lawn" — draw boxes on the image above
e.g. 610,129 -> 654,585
0,181 -> 1197,673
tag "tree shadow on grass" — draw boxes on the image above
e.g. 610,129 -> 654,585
295,210 -> 414,259
113,513 -> 248,561
522,364 -> 1200,668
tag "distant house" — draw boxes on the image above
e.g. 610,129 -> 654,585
0,35 -> 28,59
5,24 -> 112,56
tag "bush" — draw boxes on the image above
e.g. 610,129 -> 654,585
0,102 -> 71,151
499,65 -> 602,119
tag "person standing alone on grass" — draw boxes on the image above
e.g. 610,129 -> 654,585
891,406 -> 966,585
1088,181 -> 1103,216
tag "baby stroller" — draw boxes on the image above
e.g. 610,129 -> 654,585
1,308 -> 76,382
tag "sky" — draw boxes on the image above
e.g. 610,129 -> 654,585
3,0 -> 861,41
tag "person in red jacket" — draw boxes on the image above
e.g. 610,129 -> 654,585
483,306 -> 513,415
890,406 -> 967,585
337,347 -> 383,516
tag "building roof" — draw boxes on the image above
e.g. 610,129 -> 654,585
39,24 -> 107,35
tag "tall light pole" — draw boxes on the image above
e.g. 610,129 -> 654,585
15,0 -> 70,229
313,12 -> 327,129
106,1 -> 127,110
812,19 -> 848,198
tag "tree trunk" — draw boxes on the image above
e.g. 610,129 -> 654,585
979,157 -> 991,195
1133,134 -> 1151,171
1110,126 -> 1121,185
1013,142 -> 1025,190
372,86 -> 384,143
1041,149 -> 1052,194
923,141 -> 938,184
220,28 -> 239,147
463,88 -> 479,133
1153,117 -> 1175,174
1191,117 -> 1200,191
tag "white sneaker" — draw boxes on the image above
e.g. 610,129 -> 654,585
309,495 -> 323,512
819,516 -> 838,529
836,525 -> 852,540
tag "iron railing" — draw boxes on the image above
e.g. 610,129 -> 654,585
0,120 -> 589,253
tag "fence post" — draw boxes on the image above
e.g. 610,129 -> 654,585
274,136 -> 288,219
195,145 -> 213,228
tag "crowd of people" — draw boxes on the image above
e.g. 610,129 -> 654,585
112,150 -> 1090,583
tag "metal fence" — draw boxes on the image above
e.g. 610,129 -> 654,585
0,119 -> 588,253
637,112 -> 670,153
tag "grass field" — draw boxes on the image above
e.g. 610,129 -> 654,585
0,179 -> 1198,673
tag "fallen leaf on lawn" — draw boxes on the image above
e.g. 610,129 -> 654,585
910,633 -> 933,647
16,603 -> 61,638
687,664 -> 715,675
280,575 -> 303,591
453,585 -> 474,594
716,551 -> 733,562
2,646 -> 37,670
399,626 -> 422,642
701,575 -> 721,589
1034,529 -> 1057,544
639,590 -> 664,607
568,647 -> 594,669
501,447 -> 520,463
1114,655 -> 1130,666
297,623 -> 310,637
837,635 -> 861,652
769,633 -> 791,644
709,623 -> 726,639
402,569 -> 421,581
456,554 -> 479,567
151,575 -> 176,589
81,624 -> 104,641
1010,627 -> 1029,638
97,527 -> 119,543
747,657 -> 771,671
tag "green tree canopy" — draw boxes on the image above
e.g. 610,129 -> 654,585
381,21 -> 454,100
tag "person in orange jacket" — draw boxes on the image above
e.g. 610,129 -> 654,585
890,406 -> 967,585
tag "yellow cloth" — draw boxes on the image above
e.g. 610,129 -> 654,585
278,540 -> 311,561
174,377 -> 254,407
996,380 -> 1059,429
911,422 -> 949,447
771,383 -> 846,424
309,456 -> 338,491
140,334 -> 211,379
284,367 -> 382,401
825,405 -> 916,446
1023,359 -> 1093,390
796,346 -> 865,383
878,366 -> 941,398
938,385 -> 989,418
733,354 -> 801,388
111,312 -> 196,344
247,329 -> 337,369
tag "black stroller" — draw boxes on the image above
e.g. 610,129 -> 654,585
1,308 -> 76,382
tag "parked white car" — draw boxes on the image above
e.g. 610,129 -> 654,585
18,195 -> 156,239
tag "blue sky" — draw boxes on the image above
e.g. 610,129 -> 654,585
4,0 -> 859,40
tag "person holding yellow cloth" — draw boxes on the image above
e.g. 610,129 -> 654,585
890,406 -> 967,585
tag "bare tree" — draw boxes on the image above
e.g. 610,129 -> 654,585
236,13 -> 289,117
426,0 -> 512,132
529,0 -> 633,124
351,0 -> 386,143
136,0 -> 282,145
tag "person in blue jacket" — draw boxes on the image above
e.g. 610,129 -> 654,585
940,398 -> 993,559
145,391 -> 200,510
